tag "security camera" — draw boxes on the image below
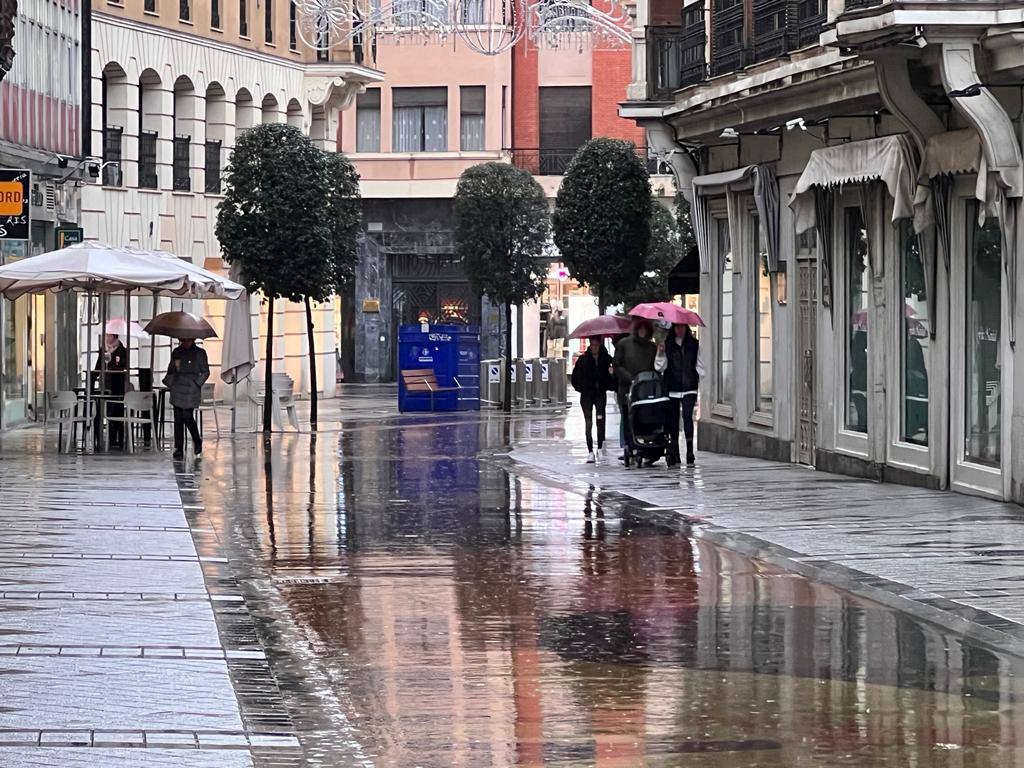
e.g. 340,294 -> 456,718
720,127 -> 739,139
786,118 -> 807,131
53,153 -> 71,168
87,163 -> 100,179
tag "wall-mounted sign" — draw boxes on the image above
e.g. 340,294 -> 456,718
362,298 -> 381,313
55,227 -> 84,249
0,170 -> 30,240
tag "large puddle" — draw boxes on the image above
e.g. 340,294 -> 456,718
195,414 -> 1024,767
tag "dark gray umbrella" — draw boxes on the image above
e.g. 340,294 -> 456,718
144,311 -> 217,340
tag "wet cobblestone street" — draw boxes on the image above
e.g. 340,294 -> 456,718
7,392 -> 1024,765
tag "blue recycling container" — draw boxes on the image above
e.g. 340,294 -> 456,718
398,324 -> 480,412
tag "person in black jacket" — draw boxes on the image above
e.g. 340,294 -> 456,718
93,333 -> 128,449
571,336 -> 614,463
662,324 -> 701,466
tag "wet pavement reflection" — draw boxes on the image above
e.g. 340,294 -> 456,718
193,413 -> 1024,767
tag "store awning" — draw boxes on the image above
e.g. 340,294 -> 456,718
691,164 -> 781,275
913,129 -> 996,233
790,134 -> 918,235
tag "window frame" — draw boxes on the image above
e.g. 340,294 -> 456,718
459,85 -> 485,152
264,0 -> 274,43
391,87 -> 448,153
710,204 -> 735,419
750,207 -> 774,423
355,89 -> 381,153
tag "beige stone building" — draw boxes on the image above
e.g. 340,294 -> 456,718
83,0 -> 381,400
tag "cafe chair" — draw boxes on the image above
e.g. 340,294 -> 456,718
197,382 -> 225,437
106,391 -> 158,453
46,391 -> 96,453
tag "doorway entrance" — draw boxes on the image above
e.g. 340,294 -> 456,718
796,236 -> 818,465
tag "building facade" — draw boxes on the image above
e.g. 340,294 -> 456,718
0,0 -> 87,427
82,0 -> 380,397
623,0 -> 1024,501
339,29 -> 668,382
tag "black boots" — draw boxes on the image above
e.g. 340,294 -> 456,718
686,440 -> 695,466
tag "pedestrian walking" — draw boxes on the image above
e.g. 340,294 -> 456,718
660,324 -> 703,465
613,319 -> 657,462
164,337 -> 209,459
571,336 -> 615,463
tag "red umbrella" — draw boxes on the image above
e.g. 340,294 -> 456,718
568,315 -> 632,340
629,302 -> 705,327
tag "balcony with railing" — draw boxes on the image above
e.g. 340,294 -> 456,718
710,0 -> 745,76
649,3 -> 707,98
509,147 -> 662,176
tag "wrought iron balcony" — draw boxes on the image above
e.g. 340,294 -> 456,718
796,0 -> 825,47
752,0 -> 797,64
649,2 -> 707,97
844,0 -> 881,8
509,147 -> 659,176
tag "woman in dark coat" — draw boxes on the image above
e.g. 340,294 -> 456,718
164,338 -> 209,459
571,335 -> 615,463
93,333 -> 128,449
662,324 -> 702,466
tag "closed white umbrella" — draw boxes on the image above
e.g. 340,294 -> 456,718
219,265 -> 255,432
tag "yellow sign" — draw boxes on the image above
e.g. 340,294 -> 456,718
0,181 -> 24,215
362,299 -> 381,313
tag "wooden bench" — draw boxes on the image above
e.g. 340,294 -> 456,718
400,368 -> 461,411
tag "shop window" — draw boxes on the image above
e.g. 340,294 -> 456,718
900,222 -> 928,446
753,214 -> 772,413
356,89 -> 381,152
392,87 -> 447,152
845,206 -> 869,434
460,86 -> 485,151
965,204 -> 1002,466
716,217 -> 734,407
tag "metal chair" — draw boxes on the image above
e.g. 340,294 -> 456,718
105,391 -> 158,453
197,382 -> 224,437
46,391 -> 95,453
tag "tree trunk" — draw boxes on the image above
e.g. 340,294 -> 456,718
263,296 -> 275,434
598,285 -> 606,315
304,297 -> 318,432
503,302 -> 513,413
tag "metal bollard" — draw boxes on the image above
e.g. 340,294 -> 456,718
535,358 -> 550,405
551,357 -> 567,406
480,359 -> 502,408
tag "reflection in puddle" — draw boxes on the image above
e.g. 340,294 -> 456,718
196,414 -> 1024,767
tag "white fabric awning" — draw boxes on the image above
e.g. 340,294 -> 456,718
913,129 -> 996,232
691,164 -> 781,275
790,135 -> 918,234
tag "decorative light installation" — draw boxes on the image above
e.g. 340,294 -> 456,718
290,0 -> 630,55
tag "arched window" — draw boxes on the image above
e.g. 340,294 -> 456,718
286,98 -> 303,130
100,62 -> 129,187
261,93 -> 281,124
138,68 -> 162,189
236,88 -> 257,133
205,82 -> 227,194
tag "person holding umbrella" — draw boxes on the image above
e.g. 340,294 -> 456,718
571,336 -> 615,463
93,332 -> 128,449
612,318 -> 657,462
661,324 -> 703,466
149,312 -> 215,459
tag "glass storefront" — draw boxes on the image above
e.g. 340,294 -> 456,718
1,240 -> 29,426
965,206 -> 1002,466
716,217 -> 734,407
900,223 -> 929,446
753,214 -> 773,413
845,207 -> 869,434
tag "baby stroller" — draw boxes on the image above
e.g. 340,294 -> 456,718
624,371 -> 670,468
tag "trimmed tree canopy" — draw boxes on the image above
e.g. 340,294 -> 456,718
454,162 -> 550,307
552,138 -> 653,305
215,123 -> 333,302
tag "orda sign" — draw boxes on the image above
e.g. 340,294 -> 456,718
0,170 -> 30,240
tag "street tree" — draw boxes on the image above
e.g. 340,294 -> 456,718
605,195 -> 697,308
215,123 -> 333,433
453,162 -> 550,411
552,138 -> 652,311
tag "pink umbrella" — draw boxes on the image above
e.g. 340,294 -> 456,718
568,315 -> 632,340
629,302 -> 705,327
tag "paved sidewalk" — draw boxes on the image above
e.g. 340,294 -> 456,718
510,405 -> 1024,650
0,430 -> 294,767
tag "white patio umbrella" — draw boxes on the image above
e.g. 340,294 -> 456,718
219,264 -> 255,432
102,318 -> 150,339
0,242 -> 244,451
